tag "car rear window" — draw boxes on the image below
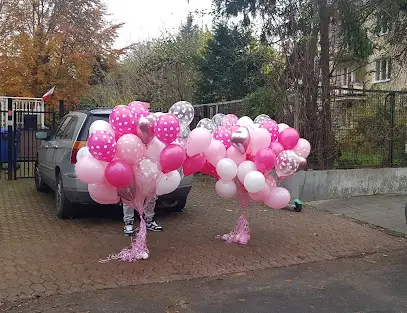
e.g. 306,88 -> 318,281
77,114 -> 110,141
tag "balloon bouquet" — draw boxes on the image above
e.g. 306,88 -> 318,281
75,100 -> 196,262
195,113 -> 311,245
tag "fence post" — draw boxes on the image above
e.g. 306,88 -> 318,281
203,104 -> 209,118
59,100 -> 65,120
7,98 -> 13,180
389,92 -> 396,167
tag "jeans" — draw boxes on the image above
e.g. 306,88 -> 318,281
123,196 -> 158,224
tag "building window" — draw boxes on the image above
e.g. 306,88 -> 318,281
342,68 -> 355,86
377,15 -> 390,36
375,58 -> 391,82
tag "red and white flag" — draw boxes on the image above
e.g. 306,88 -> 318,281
42,86 -> 55,101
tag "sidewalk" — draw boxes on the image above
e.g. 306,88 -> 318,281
311,194 -> 407,235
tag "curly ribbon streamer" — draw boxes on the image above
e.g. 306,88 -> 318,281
100,192 -> 156,263
222,180 -> 251,245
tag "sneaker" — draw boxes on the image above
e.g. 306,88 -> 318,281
124,223 -> 136,237
146,220 -> 163,232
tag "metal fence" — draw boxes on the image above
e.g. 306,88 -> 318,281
193,88 -> 407,169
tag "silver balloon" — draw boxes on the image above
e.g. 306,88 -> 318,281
212,113 -> 225,127
196,118 -> 216,133
231,126 -> 250,154
169,101 -> 195,127
254,114 -> 272,124
136,115 -> 156,145
179,126 -> 191,139
275,150 -> 300,177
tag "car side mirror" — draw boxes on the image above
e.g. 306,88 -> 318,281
36,131 -> 49,141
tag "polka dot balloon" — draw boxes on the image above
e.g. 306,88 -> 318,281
213,126 -> 232,149
87,130 -> 116,162
109,105 -> 136,136
128,101 -> 150,121
116,134 -> 145,165
259,120 -> 279,142
154,113 -> 181,145
169,101 -> 195,127
275,150 -> 300,178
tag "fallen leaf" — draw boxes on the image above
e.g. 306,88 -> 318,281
286,280 -> 293,283
239,298 -> 247,302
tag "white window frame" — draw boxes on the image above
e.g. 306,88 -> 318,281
341,67 -> 355,86
374,58 -> 392,83
377,14 -> 390,36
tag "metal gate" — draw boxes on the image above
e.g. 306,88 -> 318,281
0,97 -> 56,180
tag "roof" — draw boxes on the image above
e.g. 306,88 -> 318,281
88,108 -> 113,115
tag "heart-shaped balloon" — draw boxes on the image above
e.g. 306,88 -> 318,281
231,126 -> 250,154
136,115 -> 156,145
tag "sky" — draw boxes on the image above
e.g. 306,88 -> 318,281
104,0 -> 214,48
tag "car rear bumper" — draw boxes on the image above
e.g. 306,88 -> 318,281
62,172 -> 194,207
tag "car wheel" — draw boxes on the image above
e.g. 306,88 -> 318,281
172,197 -> 187,212
34,162 -> 48,192
55,173 -> 74,219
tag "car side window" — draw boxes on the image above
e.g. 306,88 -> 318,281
54,116 -> 72,139
63,117 -> 78,140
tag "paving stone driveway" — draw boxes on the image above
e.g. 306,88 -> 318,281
0,177 -> 405,305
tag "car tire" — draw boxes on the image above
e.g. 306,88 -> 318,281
172,197 -> 187,212
34,161 -> 48,192
55,173 -> 75,219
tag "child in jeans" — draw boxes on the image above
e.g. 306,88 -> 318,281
123,196 -> 163,236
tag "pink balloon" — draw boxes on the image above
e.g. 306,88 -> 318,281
265,173 -> 277,189
146,137 -> 166,161
105,160 -> 133,188
259,120 -> 279,142
109,105 -> 136,135
249,184 -> 270,201
248,128 -> 271,155
264,187 -> 291,209
116,134 -> 145,165
275,150 -> 300,178
88,131 -> 116,162
226,146 -> 246,166
75,157 -> 107,184
221,114 -> 238,127
254,148 -> 276,173
154,113 -> 180,144
269,141 -> 284,156
278,128 -> 300,149
204,140 -> 226,166
213,126 -> 232,149
159,144 -> 186,174
293,138 -> 311,158
128,101 -> 150,121
186,128 -> 212,156
183,153 -> 206,176
88,182 -> 119,204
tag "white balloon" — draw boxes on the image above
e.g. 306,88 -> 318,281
146,137 -> 166,161
156,170 -> 181,196
244,171 -> 266,193
215,179 -> 237,199
278,123 -> 289,132
89,120 -> 115,136
237,116 -> 254,127
76,147 -> 93,161
216,158 -> 238,180
237,160 -> 257,182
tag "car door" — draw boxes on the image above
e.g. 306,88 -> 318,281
43,116 -> 73,185
51,116 -> 79,177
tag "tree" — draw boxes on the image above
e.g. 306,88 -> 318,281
82,14 -> 204,108
194,23 -> 279,104
214,0 -> 376,169
0,0 -> 121,106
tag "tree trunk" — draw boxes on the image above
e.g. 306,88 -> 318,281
318,0 -> 334,169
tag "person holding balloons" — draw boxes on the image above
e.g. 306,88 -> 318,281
123,199 -> 163,236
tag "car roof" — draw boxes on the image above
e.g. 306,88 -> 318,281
88,108 -> 112,115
